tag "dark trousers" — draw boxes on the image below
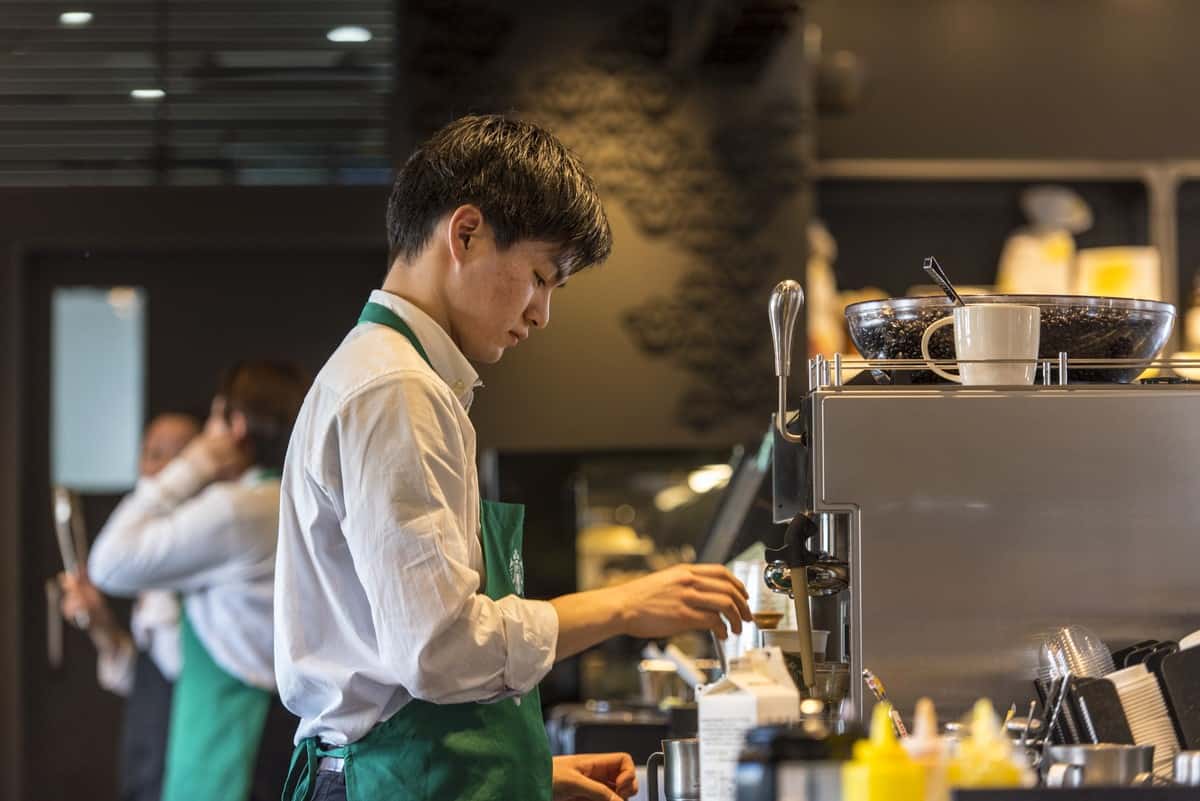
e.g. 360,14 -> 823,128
312,771 -> 347,801
250,693 -> 303,801
119,652 -> 173,801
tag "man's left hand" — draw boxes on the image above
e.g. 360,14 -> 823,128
551,753 -> 637,801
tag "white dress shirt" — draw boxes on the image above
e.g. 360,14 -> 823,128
275,290 -> 559,745
89,448 -> 281,691
96,587 -> 182,696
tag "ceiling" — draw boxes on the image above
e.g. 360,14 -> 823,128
0,1 -> 394,186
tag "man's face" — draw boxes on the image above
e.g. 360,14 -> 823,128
139,415 -> 199,477
446,229 -> 565,364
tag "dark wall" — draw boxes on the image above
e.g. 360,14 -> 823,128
818,179 -> 1150,296
1177,181 -> 1200,313
802,1 -> 1196,320
810,0 -> 1200,160
1,231 -> 21,801
32,250 -> 387,416
0,186 -> 387,801
401,0 -> 812,443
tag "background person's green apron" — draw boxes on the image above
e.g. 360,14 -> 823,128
162,612 -> 272,801
282,302 -> 554,801
162,467 -> 285,801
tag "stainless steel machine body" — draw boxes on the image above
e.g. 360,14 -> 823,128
772,381 -> 1200,719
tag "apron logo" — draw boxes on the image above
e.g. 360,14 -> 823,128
508,548 -> 524,596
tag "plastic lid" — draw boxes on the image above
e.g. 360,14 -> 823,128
903,698 -> 946,760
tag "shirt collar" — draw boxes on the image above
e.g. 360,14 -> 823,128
366,289 -> 483,409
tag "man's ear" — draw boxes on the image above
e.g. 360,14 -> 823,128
447,204 -> 484,265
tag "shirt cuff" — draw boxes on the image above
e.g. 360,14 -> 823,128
96,636 -> 136,697
144,441 -> 220,507
496,597 -> 559,695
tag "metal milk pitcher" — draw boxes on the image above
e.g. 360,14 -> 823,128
646,737 -> 700,801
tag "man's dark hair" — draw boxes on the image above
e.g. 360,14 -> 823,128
386,114 -> 613,277
217,361 -> 310,471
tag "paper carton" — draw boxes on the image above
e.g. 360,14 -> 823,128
697,647 -> 801,801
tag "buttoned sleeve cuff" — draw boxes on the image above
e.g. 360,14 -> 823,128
144,442 -> 220,507
496,597 -> 559,695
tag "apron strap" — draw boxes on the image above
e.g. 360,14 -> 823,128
280,738 -> 315,801
281,738 -> 350,801
358,301 -> 434,369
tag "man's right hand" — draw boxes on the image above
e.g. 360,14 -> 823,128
609,563 -> 752,641
58,570 -> 120,646
551,563 -> 752,660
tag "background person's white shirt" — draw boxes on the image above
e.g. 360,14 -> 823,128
89,450 -> 280,691
274,290 -> 559,746
95,588 -> 182,696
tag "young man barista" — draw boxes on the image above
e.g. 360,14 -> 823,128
275,115 -> 753,801
60,412 -> 198,801
89,362 -> 309,801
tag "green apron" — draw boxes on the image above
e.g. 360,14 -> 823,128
281,301 -> 552,801
161,611 -> 272,801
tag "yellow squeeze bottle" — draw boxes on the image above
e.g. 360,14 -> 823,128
947,699 -> 1029,789
843,702 -> 924,801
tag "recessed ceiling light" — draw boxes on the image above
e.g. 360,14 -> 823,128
327,26 -> 372,43
59,11 -> 94,27
130,88 -> 165,100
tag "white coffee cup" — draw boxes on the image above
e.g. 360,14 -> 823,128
920,304 -> 1041,385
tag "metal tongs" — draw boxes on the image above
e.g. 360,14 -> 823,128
51,486 -> 89,628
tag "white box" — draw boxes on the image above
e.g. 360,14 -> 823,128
697,648 -> 801,801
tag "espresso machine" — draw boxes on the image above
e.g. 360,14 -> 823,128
763,279 -> 1200,721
